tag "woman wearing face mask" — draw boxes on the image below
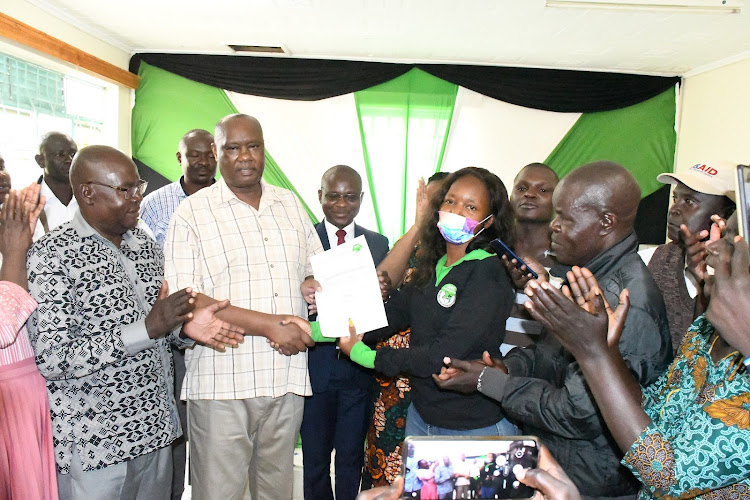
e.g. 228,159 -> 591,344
334,167 -> 518,437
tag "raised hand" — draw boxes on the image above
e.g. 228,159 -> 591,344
183,299 -> 245,352
18,182 -> 45,234
0,190 -> 33,259
681,224 -> 711,283
414,177 -> 431,227
145,281 -> 196,339
705,235 -> 750,356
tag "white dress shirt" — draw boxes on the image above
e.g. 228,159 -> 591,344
323,219 -> 355,247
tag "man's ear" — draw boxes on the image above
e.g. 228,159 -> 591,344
211,142 -> 217,158
78,183 -> 95,206
318,189 -> 323,204
34,154 -> 45,169
600,212 -> 616,235
176,152 -> 182,164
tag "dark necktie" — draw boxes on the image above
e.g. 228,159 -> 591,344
336,229 -> 346,246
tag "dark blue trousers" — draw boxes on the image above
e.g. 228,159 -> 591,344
300,385 -> 372,500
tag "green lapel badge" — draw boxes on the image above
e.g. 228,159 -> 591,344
352,243 -> 362,253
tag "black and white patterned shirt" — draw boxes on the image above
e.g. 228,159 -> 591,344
27,210 -> 187,474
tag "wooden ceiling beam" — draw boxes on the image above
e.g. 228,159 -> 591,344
0,12 -> 138,89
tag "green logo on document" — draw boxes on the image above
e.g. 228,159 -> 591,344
437,283 -> 457,308
352,243 -> 362,253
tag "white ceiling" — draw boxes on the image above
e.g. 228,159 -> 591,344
26,0 -> 750,76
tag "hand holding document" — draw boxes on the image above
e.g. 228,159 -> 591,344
310,235 -> 388,338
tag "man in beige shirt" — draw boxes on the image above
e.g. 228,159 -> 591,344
164,114 -> 322,500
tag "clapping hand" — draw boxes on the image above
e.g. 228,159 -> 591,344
523,267 -> 629,359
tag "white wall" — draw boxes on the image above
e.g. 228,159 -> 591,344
1,0 -> 133,153
675,57 -> 750,174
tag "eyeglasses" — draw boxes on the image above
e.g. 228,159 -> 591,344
87,180 -> 148,199
324,193 -> 362,204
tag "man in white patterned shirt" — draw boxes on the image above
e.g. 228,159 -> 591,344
164,113 -> 323,500
139,128 -> 216,500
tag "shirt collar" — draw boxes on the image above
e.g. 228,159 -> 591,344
217,178 -> 279,210
435,248 -> 494,286
324,219 -> 355,243
178,176 -> 216,196
71,209 -> 142,250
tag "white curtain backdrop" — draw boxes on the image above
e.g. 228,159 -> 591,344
442,87 -> 581,192
227,87 -> 582,243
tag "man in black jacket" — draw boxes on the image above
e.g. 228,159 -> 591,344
436,161 -> 673,499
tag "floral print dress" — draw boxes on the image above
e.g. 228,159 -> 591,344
361,328 -> 413,488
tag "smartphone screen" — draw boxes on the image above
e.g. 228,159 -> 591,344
735,165 -> 750,242
401,436 -> 539,499
490,238 -> 539,280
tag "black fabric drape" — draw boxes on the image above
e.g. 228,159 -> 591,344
129,53 -> 679,113
634,185 -> 671,245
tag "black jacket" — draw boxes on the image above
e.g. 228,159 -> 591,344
480,233 -> 672,498
365,254 -> 515,430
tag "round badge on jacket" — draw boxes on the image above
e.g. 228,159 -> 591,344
437,283 -> 457,308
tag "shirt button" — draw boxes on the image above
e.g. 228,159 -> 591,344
270,264 -> 274,268
274,293 -> 279,297
264,237 -> 269,241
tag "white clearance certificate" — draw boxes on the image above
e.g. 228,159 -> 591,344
310,235 -> 388,338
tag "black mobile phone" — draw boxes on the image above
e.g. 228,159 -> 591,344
735,165 -> 750,243
401,436 -> 540,500
490,238 -> 539,280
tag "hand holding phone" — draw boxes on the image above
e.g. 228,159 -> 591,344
490,238 -> 540,281
401,436 -> 540,500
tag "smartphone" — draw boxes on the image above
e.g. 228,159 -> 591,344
490,238 -> 539,280
735,165 -> 750,242
401,436 -> 540,500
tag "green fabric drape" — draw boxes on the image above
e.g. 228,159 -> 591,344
132,62 -> 317,221
545,87 -> 677,198
354,68 -> 457,244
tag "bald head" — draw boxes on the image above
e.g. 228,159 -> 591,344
179,129 -> 213,153
550,161 -> 641,266
70,145 -> 137,194
215,114 -> 262,144
321,165 -> 362,192
561,161 -> 641,232
70,145 -> 144,245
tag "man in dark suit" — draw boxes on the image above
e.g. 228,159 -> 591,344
301,164 -> 389,500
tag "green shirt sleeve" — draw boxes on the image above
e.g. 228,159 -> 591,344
350,341 -> 376,369
309,321 -> 336,343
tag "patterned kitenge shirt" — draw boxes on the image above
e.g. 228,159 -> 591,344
623,315 -> 750,498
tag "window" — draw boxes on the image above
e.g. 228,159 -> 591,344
0,50 -> 117,188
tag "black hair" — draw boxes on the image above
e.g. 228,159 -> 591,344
428,171 -> 450,184
410,167 -> 514,288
